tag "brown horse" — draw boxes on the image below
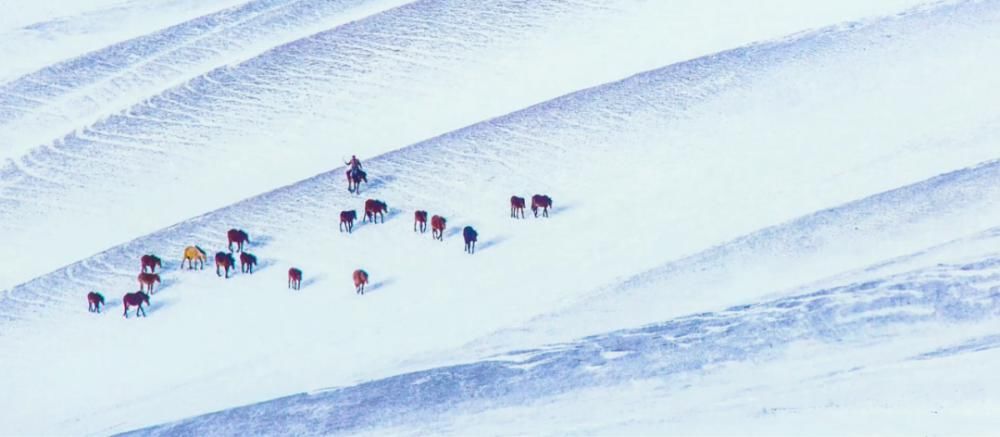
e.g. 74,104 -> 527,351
531,194 -> 553,218
181,245 -> 207,270
414,210 -> 428,233
140,254 -> 162,273
240,252 -> 257,274
288,268 -> 303,290
340,210 -> 357,233
123,291 -> 150,318
346,168 -> 367,194
87,291 -> 105,313
364,199 -> 388,224
216,252 -> 235,278
431,215 -> 446,241
138,272 -> 161,293
227,229 -> 250,252
463,226 -> 478,254
353,269 -> 369,295
510,196 -> 526,219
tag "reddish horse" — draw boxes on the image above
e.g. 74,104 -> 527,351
138,272 -> 161,293
431,215 -> 446,241
123,291 -> 150,318
463,226 -> 478,254
87,291 -> 105,313
240,252 -> 257,274
531,194 -> 553,218
216,252 -> 236,278
140,254 -> 162,273
288,268 -> 303,290
510,196 -> 526,219
364,199 -> 388,224
353,269 -> 369,295
414,210 -> 428,233
227,229 -> 250,252
346,169 -> 367,194
340,210 -> 357,233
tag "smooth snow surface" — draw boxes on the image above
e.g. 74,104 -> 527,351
1,0 -> 999,435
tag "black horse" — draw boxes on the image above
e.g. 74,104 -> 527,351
463,226 -> 478,254
347,168 -> 367,194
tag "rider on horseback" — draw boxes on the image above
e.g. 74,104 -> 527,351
345,155 -> 365,193
346,155 -> 363,177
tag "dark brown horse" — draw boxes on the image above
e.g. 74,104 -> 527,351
463,226 -> 478,254
137,272 -> 161,293
414,210 -> 428,233
340,210 -> 357,233
346,169 -> 367,194
87,291 -> 105,313
240,252 -> 257,274
140,254 -> 162,273
364,199 -> 388,224
227,229 -> 250,252
216,252 -> 235,278
531,194 -> 553,218
123,291 -> 150,318
353,269 -> 369,295
510,196 -> 526,219
288,268 -> 303,290
431,215 -> 446,241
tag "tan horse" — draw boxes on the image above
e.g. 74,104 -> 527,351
181,245 -> 207,270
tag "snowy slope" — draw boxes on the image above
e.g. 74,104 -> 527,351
0,0 -> 935,291
128,226 -> 1000,435
0,0 -> 247,82
2,1 -> 999,434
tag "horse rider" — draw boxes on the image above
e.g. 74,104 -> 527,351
345,155 -> 363,176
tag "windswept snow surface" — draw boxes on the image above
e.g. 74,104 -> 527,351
129,227 -> 1000,435
0,0 -> 249,82
2,0 -> 1000,435
0,0 -> 934,291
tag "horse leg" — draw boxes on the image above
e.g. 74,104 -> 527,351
139,305 -> 146,317
123,303 -> 128,318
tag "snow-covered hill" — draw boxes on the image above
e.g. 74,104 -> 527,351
1,0 -> 998,435
0,0 -> 934,291
128,225 -> 1000,435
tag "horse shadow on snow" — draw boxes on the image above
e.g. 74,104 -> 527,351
299,273 -> 325,290
362,277 -> 396,295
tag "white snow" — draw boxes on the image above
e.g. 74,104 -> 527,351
1,0 -> 999,435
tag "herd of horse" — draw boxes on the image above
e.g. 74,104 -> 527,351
86,191 -> 553,318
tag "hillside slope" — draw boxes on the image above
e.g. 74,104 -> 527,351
2,1 -> 999,434
128,226 -> 1000,435
0,0 -> 935,290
